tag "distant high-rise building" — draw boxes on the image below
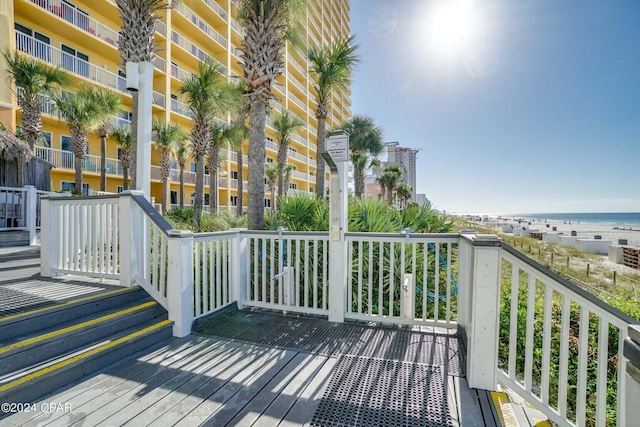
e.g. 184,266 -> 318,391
385,142 -> 419,200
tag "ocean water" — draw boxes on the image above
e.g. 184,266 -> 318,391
510,213 -> 640,227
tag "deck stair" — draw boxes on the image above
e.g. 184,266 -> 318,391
0,287 -> 172,410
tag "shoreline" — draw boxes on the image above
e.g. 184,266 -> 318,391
473,217 -> 640,247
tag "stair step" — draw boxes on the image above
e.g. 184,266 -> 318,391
0,318 -> 173,405
0,287 -> 147,341
0,299 -> 166,376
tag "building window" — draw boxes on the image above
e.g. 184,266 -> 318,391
42,131 -> 52,147
61,135 -> 72,151
170,191 -> 177,204
61,181 -> 89,195
204,193 -> 210,206
230,196 -> 237,206
191,162 -> 196,173
290,183 -> 297,190
230,171 -> 238,180
264,199 -> 271,207
61,44 -> 89,77
266,158 -> 273,163
117,186 -> 124,193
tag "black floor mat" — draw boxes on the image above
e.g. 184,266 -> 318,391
193,308 -> 464,376
310,355 -> 453,427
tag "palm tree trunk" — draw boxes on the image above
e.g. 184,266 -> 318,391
194,155 -> 205,229
353,164 -> 361,198
315,115 -> 327,198
358,170 -> 365,198
75,155 -> 83,195
161,178 -> 168,212
123,166 -> 129,190
270,188 -> 275,212
130,92 -> 138,189
100,135 -> 107,191
277,167 -> 284,200
248,99 -> 267,230
209,158 -> 218,214
179,167 -> 185,208
236,146 -> 244,217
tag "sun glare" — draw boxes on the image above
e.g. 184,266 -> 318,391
426,0 -> 480,56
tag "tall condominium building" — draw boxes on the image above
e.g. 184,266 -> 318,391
385,142 -> 418,200
0,0 -> 351,211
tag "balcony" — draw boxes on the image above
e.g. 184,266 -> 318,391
287,92 -> 306,112
34,146 -> 123,176
26,0 -> 119,48
173,3 -> 227,48
15,33 -> 125,91
171,31 -> 227,75
288,150 -> 307,163
152,91 -> 165,108
170,98 -> 193,118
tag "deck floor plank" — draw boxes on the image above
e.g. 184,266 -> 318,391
145,345 -> 279,427
46,339 -> 227,427
95,341 -> 244,427
174,347 -> 298,427
224,352 -> 325,426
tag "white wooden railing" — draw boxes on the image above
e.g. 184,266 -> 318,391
243,231 -> 330,315
345,232 -> 459,328
38,194 -> 639,426
1,186 -> 57,241
496,244 -> 634,427
41,195 -> 120,279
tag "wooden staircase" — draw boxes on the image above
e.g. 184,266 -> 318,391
0,287 -> 172,412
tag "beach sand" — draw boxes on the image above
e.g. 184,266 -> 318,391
486,218 -> 640,247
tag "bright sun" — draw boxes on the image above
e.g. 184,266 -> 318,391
426,0 -> 480,57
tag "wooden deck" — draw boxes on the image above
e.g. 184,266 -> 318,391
0,247 -> 121,318
0,246 -> 549,426
2,333 -> 502,427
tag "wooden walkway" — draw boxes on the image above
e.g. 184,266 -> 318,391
0,247 -> 121,318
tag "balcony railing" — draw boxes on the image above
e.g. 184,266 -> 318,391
171,31 -> 227,75
288,150 -> 307,162
174,3 -> 227,48
287,92 -> 306,111
34,146 -> 122,176
288,75 -> 307,94
152,91 -> 165,108
170,63 -> 193,81
170,98 -> 193,117
16,33 -> 125,91
230,18 -> 243,35
28,0 -> 119,48
201,0 -> 227,21
288,56 -> 307,76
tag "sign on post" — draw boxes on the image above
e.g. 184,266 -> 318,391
326,134 -> 349,162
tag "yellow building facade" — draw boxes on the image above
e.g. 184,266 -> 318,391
0,0 -> 351,212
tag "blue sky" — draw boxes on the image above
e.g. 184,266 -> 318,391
348,0 -> 640,214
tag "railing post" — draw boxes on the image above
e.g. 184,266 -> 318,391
460,233 -> 503,391
230,228 -> 247,309
25,185 -> 37,245
167,230 -> 194,338
624,325 -> 640,423
39,197 -> 57,277
118,190 -> 144,286
327,161 -> 348,323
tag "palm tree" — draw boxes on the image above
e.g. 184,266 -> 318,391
283,164 -> 294,197
111,127 -> 132,190
174,138 -> 190,208
87,87 -> 122,191
265,163 -> 279,212
152,119 -> 188,212
229,122 -> 247,217
115,0 -> 171,188
377,164 -> 403,206
273,110 -> 303,200
238,0 -> 307,229
208,122 -> 239,213
180,58 -> 235,228
343,115 -> 383,198
396,182 -> 412,209
308,36 -> 360,198
53,86 -> 103,194
3,50 -> 70,151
